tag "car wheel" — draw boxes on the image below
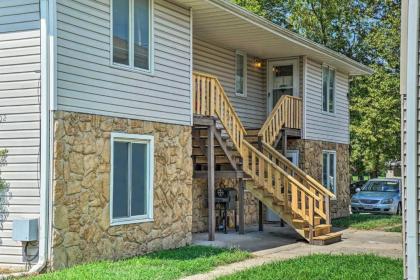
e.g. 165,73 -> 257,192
396,203 -> 402,215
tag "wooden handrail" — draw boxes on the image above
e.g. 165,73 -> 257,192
258,95 -> 302,145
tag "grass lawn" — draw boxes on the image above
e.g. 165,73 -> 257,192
30,245 -> 250,280
332,213 -> 402,232
218,254 -> 403,280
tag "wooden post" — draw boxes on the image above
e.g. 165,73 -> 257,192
258,201 -> 263,231
239,179 -> 245,234
208,124 -> 215,241
282,129 -> 287,155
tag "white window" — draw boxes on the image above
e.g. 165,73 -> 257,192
110,133 -> 154,225
111,0 -> 152,71
235,51 -> 247,96
322,151 -> 336,194
322,66 -> 335,113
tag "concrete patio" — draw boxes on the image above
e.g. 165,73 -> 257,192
188,223 -> 403,280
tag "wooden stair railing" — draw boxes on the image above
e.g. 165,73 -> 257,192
242,141 -> 320,227
258,95 -> 302,146
193,71 -> 247,152
192,71 -> 327,235
261,141 -> 334,223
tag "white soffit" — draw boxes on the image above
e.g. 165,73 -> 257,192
175,0 -> 372,76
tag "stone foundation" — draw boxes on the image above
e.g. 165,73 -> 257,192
192,178 -> 258,233
288,139 -> 350,218
51,111 -> 193,269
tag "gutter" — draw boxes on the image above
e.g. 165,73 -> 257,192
405,0 -> 419,279
207,0 -> 373,76
2,0 -> 54,278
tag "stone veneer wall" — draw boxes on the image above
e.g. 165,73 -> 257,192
288,139 -> 350,218
192,178 -> 258,233
51,111 -> 193,269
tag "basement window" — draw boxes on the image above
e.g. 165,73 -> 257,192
111,0 -> 152,72
110,133 -> 154,226
322,151 -> 336,194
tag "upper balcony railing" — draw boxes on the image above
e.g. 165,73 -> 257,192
258,95 -> 302,146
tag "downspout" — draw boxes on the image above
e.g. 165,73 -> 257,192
405,0 -> 419,279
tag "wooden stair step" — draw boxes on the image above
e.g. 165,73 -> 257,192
304,224 -> 331,237
311,232 -> 342,245
245,129 -> 260,136
194,155 -> 241,165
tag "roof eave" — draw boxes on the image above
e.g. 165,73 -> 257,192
209,0 -> 373,76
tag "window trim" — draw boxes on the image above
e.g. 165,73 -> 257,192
110,0 -> 154,74
321,64 -> 336,114
110,132 -> 154,226
322,150 -> 337,195
235,50 -> 247,97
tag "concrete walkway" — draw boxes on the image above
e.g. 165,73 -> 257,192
184,224 -> 402,280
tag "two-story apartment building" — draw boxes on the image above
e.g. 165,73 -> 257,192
0,0 -> 371,272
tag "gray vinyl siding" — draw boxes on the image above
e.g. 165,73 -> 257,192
193,39 -> 266,128
304,59 -> 350,144
0,0 -> 41,268
56,0 -> 192,126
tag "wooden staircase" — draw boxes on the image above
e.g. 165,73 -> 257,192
192,71 -> 341,245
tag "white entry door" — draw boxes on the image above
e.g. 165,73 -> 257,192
266,150 -> 299,222
267,59 -> 299,113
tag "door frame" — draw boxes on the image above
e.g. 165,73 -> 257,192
266,58 -> 299,114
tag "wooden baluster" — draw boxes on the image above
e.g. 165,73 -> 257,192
200,77 -> 206,115
309,196 -> 314,225
193,76 -> 196,114
318,193 -> 324,214
215,86 -> 221,116
291,183 -> 298,212
232,121 -> 237,147
275,170 -> 281,200
195,77 -> 201,114
259,156 -> 265,186
301,191 -> 306,220
267,163 -> 273,193
209,79 -> 215,116
251,152 -> 256,178
284,175 -> 288,204
242,145 -> 249,172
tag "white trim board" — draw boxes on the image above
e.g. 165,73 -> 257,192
109,133 -> 155,226
405,0 -> 419,278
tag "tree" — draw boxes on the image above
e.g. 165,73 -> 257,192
234,0 -> 401,177
349,0 -> 401,177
